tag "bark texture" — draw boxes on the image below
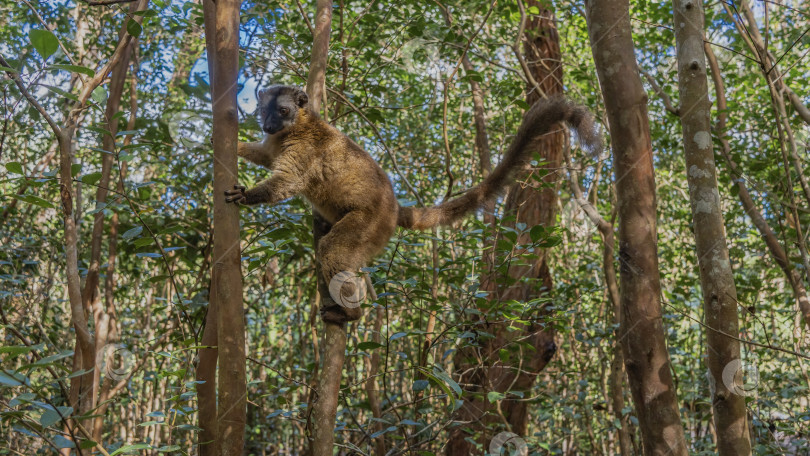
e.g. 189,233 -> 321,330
672,1 -> 750,453
203,0 -> 247,454
584,0 -> 689,454
303,1 -> 348,453
447,2 -> 561,453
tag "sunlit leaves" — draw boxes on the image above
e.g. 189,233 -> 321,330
28,29 -> 58,60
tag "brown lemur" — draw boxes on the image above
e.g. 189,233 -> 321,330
226,85 -> 602,324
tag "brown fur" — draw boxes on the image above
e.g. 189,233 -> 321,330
228,86 -> 602,323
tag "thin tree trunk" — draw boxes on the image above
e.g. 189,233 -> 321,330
672,2 -> 750,453
203,1 -> 246,454
363,280 -> 385,456
584,0 -> 689,453
303,1 -> 346,453
722,0 -> 810,281
197,287 -> 219,455
704,43 -> 810,328
566,155 -> 633,455
305,0 -> 332,116
85,3 -> 147,423
91,69 -> 140,442
197,2 -> 221,453
448,3 -> 562,452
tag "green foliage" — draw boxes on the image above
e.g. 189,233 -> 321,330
1,0 -> 809,454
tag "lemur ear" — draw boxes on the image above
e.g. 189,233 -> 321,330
296,90 -> 309,108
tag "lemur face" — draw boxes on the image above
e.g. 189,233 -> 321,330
256,85 -> 309,135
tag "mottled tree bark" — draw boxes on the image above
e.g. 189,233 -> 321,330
196,3 -> 220,454
447,2 -> 562,453
584,0 -> 689,454
672,1 -> 750,453
203,0 -> 247,454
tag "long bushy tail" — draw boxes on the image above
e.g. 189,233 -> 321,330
397,96 -> 602,230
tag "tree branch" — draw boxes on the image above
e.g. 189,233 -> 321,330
0,56 -> 62,135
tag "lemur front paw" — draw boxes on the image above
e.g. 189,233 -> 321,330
224,185 -> 247,205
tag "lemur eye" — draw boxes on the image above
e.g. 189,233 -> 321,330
279,107 -> 290,116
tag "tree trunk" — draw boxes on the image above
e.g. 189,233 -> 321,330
584,0 -> 689,453
672,1 -> 750,453
203,1 -> 247,454
447,3 -> 562,453
566,155 -> 633,455
303,1 -> 347,454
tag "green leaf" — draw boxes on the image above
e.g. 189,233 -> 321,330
71,163 -> 82,177
41,84 -> 79,102
0,65 -> 18,73
412,379 -> 429,392
356,341 -> 383,351
79,440 -> 99,450
110,443 -> 151,455
389,332 -> 408,342
0,345 -> 35,356
29,29 -> 59,60
81,172 -> 103,186
53,435 -> 76,449
0,370 -> 28,387
15,194 -> 55,209
48,64 -> 95,77
33,350 -> 73,366
487,391 -> 505,403
5,162 -> 23,175
530,225 -> 545,243
127,19 -> 143,38
92,86 -> 107,104
431,367 -> 461,396
157,446 -> 181,452
39,408 -> 62,427
123,226 -> 144,241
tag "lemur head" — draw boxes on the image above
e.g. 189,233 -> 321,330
256,85 -> 309,135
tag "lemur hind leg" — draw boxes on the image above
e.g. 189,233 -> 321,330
316,209 -> 390,324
